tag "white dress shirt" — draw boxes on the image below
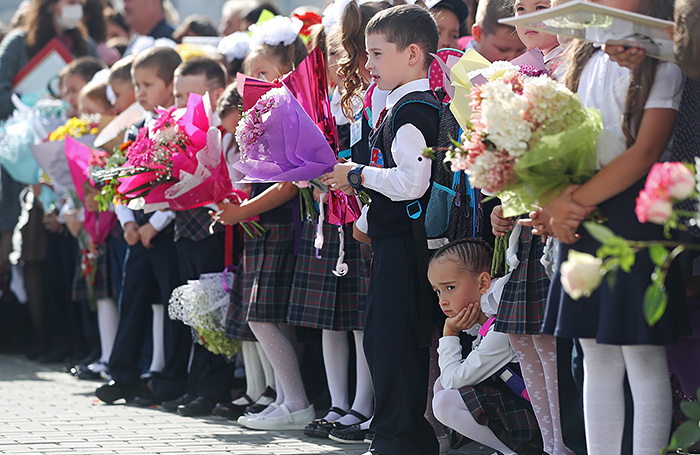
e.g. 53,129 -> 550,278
361,79 -> 433,202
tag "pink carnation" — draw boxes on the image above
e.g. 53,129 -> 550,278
645,162 -> 695,200
636,189 -> 673,224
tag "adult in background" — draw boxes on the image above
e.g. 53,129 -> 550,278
122,0 -> 175,40
0,0 -> 100,359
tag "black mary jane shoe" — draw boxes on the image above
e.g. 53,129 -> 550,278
309,409 -> 370,439
303,406 -> 347,438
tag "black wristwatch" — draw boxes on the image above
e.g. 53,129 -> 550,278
347,165 -> 365,190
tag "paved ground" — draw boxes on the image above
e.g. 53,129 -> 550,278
0,354 -> 495,455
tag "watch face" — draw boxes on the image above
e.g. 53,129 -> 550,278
348,172 -> 360,185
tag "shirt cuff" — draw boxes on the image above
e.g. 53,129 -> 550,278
148,210 -> 175,232
114,204 -> 136,228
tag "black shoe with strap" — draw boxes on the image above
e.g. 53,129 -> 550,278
327,423 -> 374,444
308,409 -> 371,439
303,407 -> 347,438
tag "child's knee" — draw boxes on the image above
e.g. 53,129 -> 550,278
432,388 -> 452,425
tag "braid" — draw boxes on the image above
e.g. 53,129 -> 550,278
430,238 -> 493,276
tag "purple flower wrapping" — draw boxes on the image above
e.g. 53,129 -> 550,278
234,85 -> 337,183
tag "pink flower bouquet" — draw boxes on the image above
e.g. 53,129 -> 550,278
450,62 -> 603,217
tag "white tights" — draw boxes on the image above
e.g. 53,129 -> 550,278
96,298 -> 119,364
239,341 -> 275,403
579,339 -> 671,455
248,321 -> 310,418
432,380 -> 516,455
148,304 -> 165,373
509,334 -> 573,455
321,330 -> 374,425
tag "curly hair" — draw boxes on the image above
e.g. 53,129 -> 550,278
338,1 -> 390,120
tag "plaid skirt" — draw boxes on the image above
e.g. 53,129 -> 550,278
72,241 -> 111,301
460,377 -> 543,455
287,220 -> 371,331
494,225 -> 550,335
225,221 -> 296,339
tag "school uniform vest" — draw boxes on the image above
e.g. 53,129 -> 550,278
365,91 -> 440,239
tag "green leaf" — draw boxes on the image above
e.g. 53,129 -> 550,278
648,244 -> 670,267
584,221 -> 617,245
668,420 -> 700,450
681,401 -> 700,421
605,269 -> 618,289
643,284 -> 668,326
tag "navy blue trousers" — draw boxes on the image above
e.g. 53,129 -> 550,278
364,235 -> 438,455
109,230 -> 180,388
151,232 -> 234,402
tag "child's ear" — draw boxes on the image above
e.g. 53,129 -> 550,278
407,43 -> 422,66
472,24 -> 483,43
478,271 -> 491,295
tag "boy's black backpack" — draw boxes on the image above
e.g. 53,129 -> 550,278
381,88 -> 480,243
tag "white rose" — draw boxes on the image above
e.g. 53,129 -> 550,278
560,251 -> 604,300
646,198 -> 674,224
668,167 -> 696,200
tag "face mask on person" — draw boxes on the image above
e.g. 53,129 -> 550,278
55,4 -> 83,31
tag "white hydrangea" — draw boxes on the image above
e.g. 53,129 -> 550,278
480,81 -> 532,158
249,15 -> 303,48
468,61 -> 519,82
218,31 -> 252,62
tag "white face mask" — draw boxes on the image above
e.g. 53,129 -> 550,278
55,4 -> 83,31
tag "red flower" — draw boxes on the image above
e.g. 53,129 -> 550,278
293,11 -> 322,37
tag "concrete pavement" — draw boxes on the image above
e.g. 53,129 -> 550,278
0,354 -> 495,455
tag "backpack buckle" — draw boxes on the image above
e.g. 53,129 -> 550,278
406,201 -> 422,219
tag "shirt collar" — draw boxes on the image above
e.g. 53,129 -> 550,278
385,79 -> 430,111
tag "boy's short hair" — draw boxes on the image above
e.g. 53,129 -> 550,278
109,55 -> 135,84
59,56 -> 107,83
475,0 -> 515,36
365,4 -> 438,69
174,56 -> 227,91
674,0 -> 700,79
132,47 -> 182,85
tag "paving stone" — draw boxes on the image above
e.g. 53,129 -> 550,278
0,354 -> 495,454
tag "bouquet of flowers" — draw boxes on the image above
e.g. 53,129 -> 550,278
31,114 -> 101,188
450,61 -> 603,218
49,116 -> 99,141
92,93 -> 236,213
0,92 -> 66,185
168,270 -> 241,359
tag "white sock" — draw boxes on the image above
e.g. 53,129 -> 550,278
322,330 -> 350,421
249,321 -> 310,418
96,298 -> 119,364
334,330 -> 374,426
432,387 -> 516,455
149,304 -> 165,373
580,340 -> 671,455
241,341 -> 265,402
256,340 -> 276,393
